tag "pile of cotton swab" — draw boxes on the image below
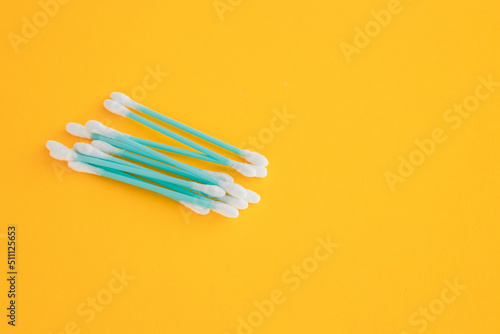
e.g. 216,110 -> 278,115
46,93 -> 268,218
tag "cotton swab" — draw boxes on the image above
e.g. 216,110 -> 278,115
104,99 -> 230,163
131,136 -> 266,178
87,140 -> 246,200
48,90 -> 267,216
109,92 -> 269,166
85,120 -> 249,199
61,147 -> 211,214
91,140 -> 259,204
130,136 -> 219,163
106,169 -> 211,215
90,140 -> 234,183
103,100 -> 262,177
128,135 -> 267,178
66,122 -> 210,161
105,99 -> 267,178
67,161 -> 238,218
48,140 -> 224,198
87,139 -> 219,184
90,139 -> 258,202
147,179 -> 249,210
66,123 -> 224,183
75,142 -> 256,205
85,120 -> 223,184
66,122 -> 217,167
55,126 -> 260,204
243,189 -> 260,204
71,117 -> 264,179
46,141 -> 239,217
72,143 -> 226,198
216,196 -> 249,210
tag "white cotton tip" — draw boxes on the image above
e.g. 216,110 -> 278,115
85,121 -> 128,138
46,141 -> 76,161
192,183 -> 226,197
85,120 -> 122,137
46,140 -> 61,151
73,142 -> 110,159
228,161 -> 257,177
218,196 -> 249,210
218,181 -> 247,199
91,140 -> 123,155
244,189 -> 261,204
110,92 -> 141,109
66,122 -> 92,139
253,165 -> 268,178
179,201 -> 210,215
85,120 -> 106,135
68,161 -> 102,175
212,202 -> 239,218
202,170 -> 234,183
103,99 -> 130,117
241,150 -> 269,166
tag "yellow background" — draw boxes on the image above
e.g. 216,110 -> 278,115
1,0 -> 499,333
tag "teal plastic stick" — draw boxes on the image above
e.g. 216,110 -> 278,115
96,132 -> 221,164
98,168 -> 214,208
95,136 -> 217,184
119,150 -> 210,184
101,169 -> 207,203
152,180 -> 204,199
132,103 -> 243,155
90,147 -> 208,184
130,136 -> 223,164
127,111 -> 231,164
91,136 -> 211,183
76,154 -> 204,192
101,160 -> 207,199
115,133 -> 221,185
108,165 -> 203,198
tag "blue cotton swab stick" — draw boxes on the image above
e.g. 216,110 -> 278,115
72,161 -> 212,207
125,136 -> 267,178
104,99 -> 266,178
66,123 -> 227,183
127,133 -> 266,179
90,137 -> 234,183
46,141 -> 238,217
103,100 -> 238,165
85,120 -> 249,199
110,92 -> 269,167
130,136 -> 220,164
75,141 -> 210,183
50,140 -> 224,198
90,140 -> 234,184
126,136 -> 266,179
66,122 -> 218,166
131,137 -> 219,163
84,120 -> 223,183
71,119 -> 263,180
47,141 -> 207,204
103,100 -> 265,178
90,140 -> 257,202
76,143 -> 258,204
92,140 -> 260,204
118,133 -> 265,179
146,179 -> 249,210
93,137 -> 259,203
99,138 -> 239,183
105,170 -> 211,215
72,143 -> 226,198
66,122 -> 259,202
67,161 -> 238,218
